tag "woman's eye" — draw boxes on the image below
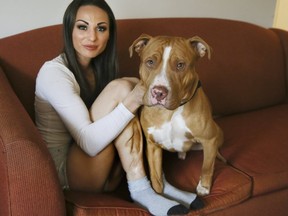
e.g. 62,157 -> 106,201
77,25 -> 87,31
97,26 -> 107,32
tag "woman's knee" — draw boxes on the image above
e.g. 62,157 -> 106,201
90,77 -> 140,121
107,78 -> 139,101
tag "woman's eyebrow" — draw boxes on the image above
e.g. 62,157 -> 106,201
76,19 -> 89,25
97,22 -> 108,26
75,20 -> 108,26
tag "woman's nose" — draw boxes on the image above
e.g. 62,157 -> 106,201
88,30 -> 97,41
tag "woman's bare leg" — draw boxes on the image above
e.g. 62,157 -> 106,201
67,143 -> 116,192
66,78 -> 137,192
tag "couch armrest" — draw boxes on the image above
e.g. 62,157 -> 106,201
0,66 -> 65,215
271,28 -> 288,103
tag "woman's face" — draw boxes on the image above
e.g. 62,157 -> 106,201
72,5 -> 110,67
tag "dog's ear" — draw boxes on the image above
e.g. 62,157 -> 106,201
129,34 -> 152,57
189,36 -> 211,59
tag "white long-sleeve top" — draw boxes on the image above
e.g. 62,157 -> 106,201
35,54 -> 134,157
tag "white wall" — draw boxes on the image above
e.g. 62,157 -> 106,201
0,0 -> 276,39
273,0 -> 288,30
0,0 -> 71,38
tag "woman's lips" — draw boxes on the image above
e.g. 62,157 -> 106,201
83,45 -> 98,51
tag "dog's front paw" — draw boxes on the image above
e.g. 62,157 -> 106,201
196,180 -> 210,196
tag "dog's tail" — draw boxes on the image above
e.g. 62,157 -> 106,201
217,151 -> 227,163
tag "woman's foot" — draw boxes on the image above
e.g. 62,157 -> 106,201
128,176 -> 189,215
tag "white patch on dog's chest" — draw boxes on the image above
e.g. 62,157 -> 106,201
147,106 -> 192,152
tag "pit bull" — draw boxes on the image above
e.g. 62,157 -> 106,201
129,34 -> 226,196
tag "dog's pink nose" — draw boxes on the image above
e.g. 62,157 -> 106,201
151,86 -> 168,101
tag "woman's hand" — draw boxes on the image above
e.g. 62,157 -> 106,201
122,80 -> 146,114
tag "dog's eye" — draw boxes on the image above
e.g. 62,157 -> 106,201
176,62 -> 186,71
146,59 -> 154,68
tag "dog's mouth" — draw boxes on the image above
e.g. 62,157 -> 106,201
147,95 -> 180,110
149,102 -> 180,110
151,98 -> 167,106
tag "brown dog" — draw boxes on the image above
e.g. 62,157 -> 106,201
129,34 -> 226,196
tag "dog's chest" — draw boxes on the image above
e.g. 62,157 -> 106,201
147,106 -> 196,152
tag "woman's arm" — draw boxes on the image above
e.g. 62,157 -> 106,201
36,62 -> 134,156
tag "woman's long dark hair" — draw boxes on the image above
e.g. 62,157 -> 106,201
63,0 -> 118,107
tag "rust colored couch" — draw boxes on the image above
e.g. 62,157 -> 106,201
0,18 -> 288,216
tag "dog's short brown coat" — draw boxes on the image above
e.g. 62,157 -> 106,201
130,34 -> 225,196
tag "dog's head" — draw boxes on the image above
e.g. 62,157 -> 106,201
129,34 -> 211,110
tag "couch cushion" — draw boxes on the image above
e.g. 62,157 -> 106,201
64,151 -> 252,216
217,104 -> 288,196
163,151 -> 252,215
65,191 -> 149,216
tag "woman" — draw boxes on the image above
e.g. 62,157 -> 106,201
35,0 -> 203,215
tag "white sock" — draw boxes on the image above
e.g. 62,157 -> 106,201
163,176 -> 204,210
128,176 -> 189,215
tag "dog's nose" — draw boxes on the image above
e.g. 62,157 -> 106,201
151,86 -> 168,101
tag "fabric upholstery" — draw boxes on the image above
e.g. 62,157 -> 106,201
217,104 -> 288,196
0,25 -> 63,120
0,66 -> 66,215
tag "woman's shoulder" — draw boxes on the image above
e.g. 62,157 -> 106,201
38,54 -> 74,80
41,54 -> 67,70
36,54 -> 80,96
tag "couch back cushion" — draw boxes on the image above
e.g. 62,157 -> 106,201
117,18 -> 287,115
0,18 -> 286,118
0,25 -> 63,120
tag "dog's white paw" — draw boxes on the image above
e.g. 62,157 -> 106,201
196,180 -> 210,196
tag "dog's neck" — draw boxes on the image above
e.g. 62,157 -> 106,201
180,80 -> 202,106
